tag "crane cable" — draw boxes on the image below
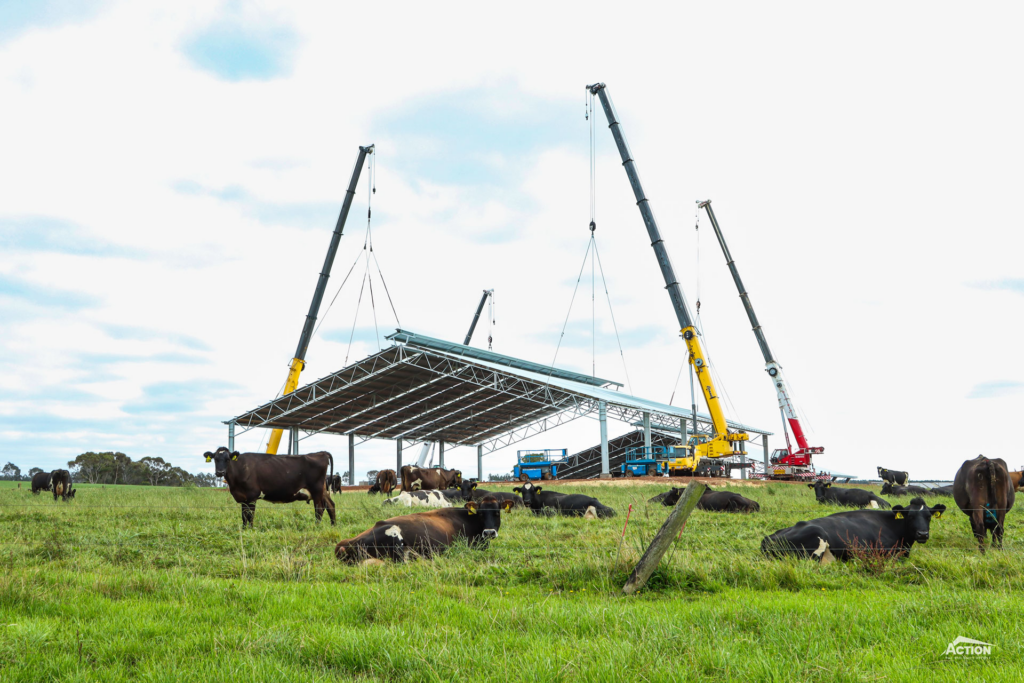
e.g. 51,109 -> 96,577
549,92 -> 633,394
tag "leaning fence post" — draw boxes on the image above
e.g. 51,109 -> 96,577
622,481 -> 705,595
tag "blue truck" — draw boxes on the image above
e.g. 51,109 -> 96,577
620,446 -> 668,477
513,449 -> 567,481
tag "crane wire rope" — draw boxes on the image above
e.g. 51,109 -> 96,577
592,240 -> 633,395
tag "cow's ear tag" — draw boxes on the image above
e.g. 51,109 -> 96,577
472,483 -> 477,490
231,453 -> 238,461
933,511 -> 942,519
205,456 -> 212,463
466,502 -> 477,515
895,512 -> 904,519
825,483 -> 832,488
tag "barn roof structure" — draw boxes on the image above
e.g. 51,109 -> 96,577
227,330 -> 773,478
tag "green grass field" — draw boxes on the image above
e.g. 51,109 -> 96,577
0,479 -> 1019,682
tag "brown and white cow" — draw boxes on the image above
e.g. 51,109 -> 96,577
204,447 -> 336,528
953,455 -> 1016,552
368,469 -> 398,496
335,496 -> 503,562
400,465 -> 462,491
51,470 -> 73,502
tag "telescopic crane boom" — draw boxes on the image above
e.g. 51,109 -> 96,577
698,200 -> 823,471
463,289 -> 494,346
266,144 -> 374,455
587,83 -> 747,461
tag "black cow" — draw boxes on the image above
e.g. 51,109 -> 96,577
204,447 -> 335,528
51,470 -> 72,502
762,497 -> 946,562
880,482 -> 937,496
877,467 -> 909,486
457,480 -> 525,509
328,474 -> 343,493
512,482 -> 615,518
335,497 -> 503,562
931,485 -> 955,497
649,486 -> 760,512
809,481 -> 890,509
31,471 -> 52,495
953,455 -> 1016,552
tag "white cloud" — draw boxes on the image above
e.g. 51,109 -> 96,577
1,0 -> 1023,480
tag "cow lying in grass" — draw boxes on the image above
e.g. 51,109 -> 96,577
809,481 -> 890,509
457,480 -> 525,509
382,490 -> 453,508
336,497 -> 503,562
649,486 -> 760,512
880,482 -> 938,496
512,482 -> 615,518
761,497 -> 946,563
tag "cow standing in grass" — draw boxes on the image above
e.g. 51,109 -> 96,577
953,455 -> 1015,552
368,469 -> 398,496
877,467 -> 909,486
31,471 -> 52,495
400,465 -> 462,491
51,470 -> 72,502
762,497 -> 946,563
204,447 -> 336,528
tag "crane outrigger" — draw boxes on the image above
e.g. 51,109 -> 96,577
265,144 -> 374,454
587,83 -> 748,472
698,200 -> 823,478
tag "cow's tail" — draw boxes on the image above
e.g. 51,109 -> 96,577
327,452 -> 335,492
987,457 -> 1008,519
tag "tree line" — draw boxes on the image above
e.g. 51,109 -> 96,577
1,453 -> 220,487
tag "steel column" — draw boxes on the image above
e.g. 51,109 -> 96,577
348,433 -> 355,485
477,444 -> 483,482
763,434 -> 770,473
396,438 -> 403,476
599,401 -> 610,478
439,440 -> 445,469
643,412 -> 652,455
290,427 -> 299,455
228,422 -> 235,452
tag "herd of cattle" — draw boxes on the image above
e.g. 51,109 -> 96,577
31,447 -> 1019,566
28,469 -> 75,501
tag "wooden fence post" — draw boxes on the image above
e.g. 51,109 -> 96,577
622,481 -> 705,595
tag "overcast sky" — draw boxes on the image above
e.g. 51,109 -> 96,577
2,1 -> 1022,481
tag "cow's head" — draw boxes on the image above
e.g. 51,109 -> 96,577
877,467 -> 885,476
448,469 -> 463,488
891,497 -> 946,543
459,479 -> 478,500
880,481 -> 894,495
512,482 -> 542,509
660,488 -> 683,507
465,496 -> 502,540
367,483 -> 381,495
205,447 -> 239,477
808,481 -> 831,498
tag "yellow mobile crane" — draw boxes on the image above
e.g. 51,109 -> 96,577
586,84 -> 747,474
266,144 -> 374,454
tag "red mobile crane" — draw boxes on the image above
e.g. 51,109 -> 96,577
698,200 -> 823,479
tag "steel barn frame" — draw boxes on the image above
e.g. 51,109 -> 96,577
226,330 -> 773,482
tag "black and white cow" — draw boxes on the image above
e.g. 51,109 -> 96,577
382,490 -> 453,508
336,497 -> 504,562
512,482 -> 615,518
880,482 -> 938,496
877,467 -> 909,486
809,481 -> 890,509
762,497 -> 946,563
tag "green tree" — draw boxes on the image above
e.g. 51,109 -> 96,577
28,467 -> 44,478
1,462 -> 21,480
138,457 -> 171,486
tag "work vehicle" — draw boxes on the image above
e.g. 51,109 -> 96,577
620,446 -> 667,477
513,449 -> 567,481
587,83 -> 749,473
697,200 -> 824,480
